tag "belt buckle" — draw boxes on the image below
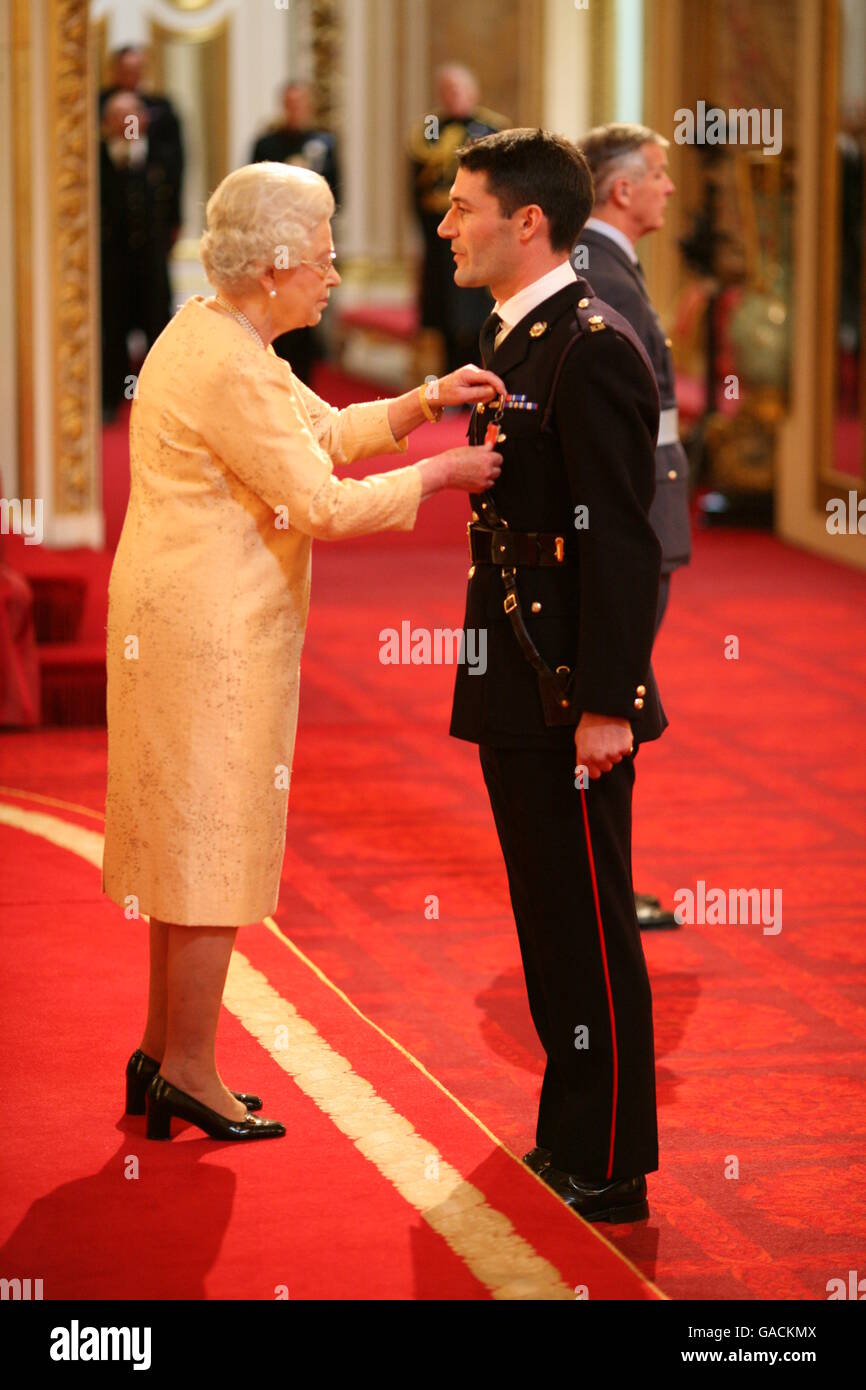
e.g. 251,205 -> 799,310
503,592 -> 518,615
554,536 -> 565,563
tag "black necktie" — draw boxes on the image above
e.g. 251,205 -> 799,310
479,311 -> 502,367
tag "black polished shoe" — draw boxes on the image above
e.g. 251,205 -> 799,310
126,1049 -> 262,1116
635,891 -> 679,930
522,1146 -> 553,1175
543,1167 -> 649,1223
145,1074 -> 286,1141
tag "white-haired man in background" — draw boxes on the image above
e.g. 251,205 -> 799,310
575,123 -> 691,931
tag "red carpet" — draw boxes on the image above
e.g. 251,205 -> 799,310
2,366 -> 865,1299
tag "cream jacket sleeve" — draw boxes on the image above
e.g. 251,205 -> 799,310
289,371 -> 408,466
199,348 -> 422,540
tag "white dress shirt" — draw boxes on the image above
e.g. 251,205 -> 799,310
493,259 -> 577,350
582,216 -> 639,265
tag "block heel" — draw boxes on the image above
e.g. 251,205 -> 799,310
146,1093 -> 173,1140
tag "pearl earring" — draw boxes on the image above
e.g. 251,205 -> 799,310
269,289 -> 277,299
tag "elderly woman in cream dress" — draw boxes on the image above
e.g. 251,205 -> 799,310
103,162 -> 504,1142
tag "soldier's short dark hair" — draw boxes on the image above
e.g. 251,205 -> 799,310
455,128 -> 594,252
578,123 -> 668,206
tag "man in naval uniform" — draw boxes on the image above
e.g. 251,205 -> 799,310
576,123 -> 692,930
251,82 -> 341,384
439,129 -> 666,1223
408,65 -> 509,372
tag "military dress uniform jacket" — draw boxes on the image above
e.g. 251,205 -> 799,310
574,229 -> 691,574
251,126 -> 341,204
99,87 -> 184,231
449,277 -> 668,751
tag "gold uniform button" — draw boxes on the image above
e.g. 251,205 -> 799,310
634,697 -> 645,710
578,297 -> 590,308
531,601 -> 542,613
667,469 -> 677,480
636,684 -> 646,697
467,565 -> 475,578
665,336 -> 673,348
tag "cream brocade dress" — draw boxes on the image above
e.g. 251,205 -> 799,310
101,295 -> 422,926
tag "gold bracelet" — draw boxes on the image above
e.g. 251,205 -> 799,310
418,382 -> 444,423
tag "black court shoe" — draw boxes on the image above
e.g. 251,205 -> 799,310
145,1074 -> 286,1142
125,1049 -> 262,1116
543,1168 -> 649,1224
522,1146 -> 553,1175
635,892 -> 679,930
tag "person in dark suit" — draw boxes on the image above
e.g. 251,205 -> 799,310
439,129 -> 665,1223
99,92 -> 175,418
99,45 -> 184,243
250,82 -> 341,384
575,123 -> 691,930
408,65 -> 508,372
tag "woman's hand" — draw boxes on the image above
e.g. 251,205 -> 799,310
388,366 -> 506,441
441,441 -> 503,491
416,442 -> 502,500
434,364 -> 507,409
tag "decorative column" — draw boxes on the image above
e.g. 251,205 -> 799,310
48,0 -> 100,532
10,0 -> 101,548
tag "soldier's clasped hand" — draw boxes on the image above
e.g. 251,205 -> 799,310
576,712 -> 635,779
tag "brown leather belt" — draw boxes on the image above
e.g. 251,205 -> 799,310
468,525 -> 570,567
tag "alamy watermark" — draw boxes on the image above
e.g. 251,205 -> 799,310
674,102 -> 782,157
826,491 -> 866,535
49,1320 -> 151,1370
0,496 -> 43,546
673,880 -> 782,935
379,622 -> 487,675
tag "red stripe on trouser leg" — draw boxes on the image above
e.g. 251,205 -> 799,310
579,783 -> 618,1182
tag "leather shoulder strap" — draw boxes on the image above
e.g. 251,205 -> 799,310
540,299 -> 658,430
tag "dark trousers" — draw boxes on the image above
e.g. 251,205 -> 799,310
101,251 -> 171,410
479,742 -> 659,1180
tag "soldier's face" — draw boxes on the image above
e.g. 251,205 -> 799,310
438,168 -> 519,293
283,85 -> 311,128
630,143 -> 675,235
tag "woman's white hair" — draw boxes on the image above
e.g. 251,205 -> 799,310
200,161 -> 335,293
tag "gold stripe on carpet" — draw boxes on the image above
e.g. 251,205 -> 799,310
0,798 -> 579,1300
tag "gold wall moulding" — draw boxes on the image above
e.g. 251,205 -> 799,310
12,0 -> 34,502
49,0 -> 99,516
162,0 -> 216,12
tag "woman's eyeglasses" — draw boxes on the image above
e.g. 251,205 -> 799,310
298,250 -> 338,279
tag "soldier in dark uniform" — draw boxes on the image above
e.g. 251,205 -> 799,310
439,129 -> 665,1223
99,46 -> 184,242
250,82 -> 341,384
408,65 -> 508,372
99,92 -> 175,418
576,123 -> 691,930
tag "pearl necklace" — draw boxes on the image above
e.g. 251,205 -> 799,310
213,295 -> 265,349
